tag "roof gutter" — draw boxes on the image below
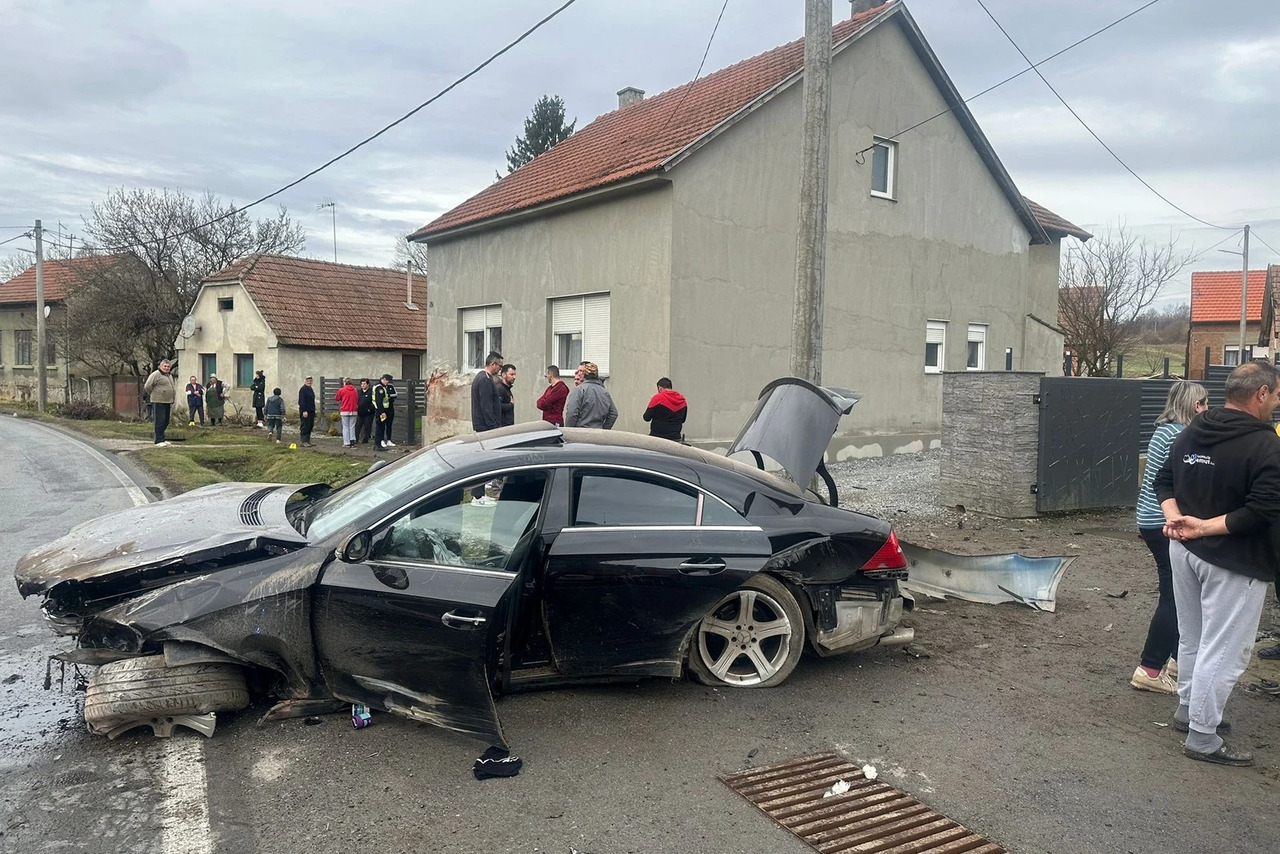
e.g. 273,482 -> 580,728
414,173 -> 672,245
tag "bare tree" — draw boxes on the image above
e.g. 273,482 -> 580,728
0,252 -> 32,282
1058,226 -> 1193,377
67,188 -> 306,374
393,235 -> 429,276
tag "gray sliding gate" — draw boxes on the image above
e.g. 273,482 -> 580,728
1035,377 -> 1142,512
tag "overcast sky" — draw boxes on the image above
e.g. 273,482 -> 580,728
2,0 -> 1278,305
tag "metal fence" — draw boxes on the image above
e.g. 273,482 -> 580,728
317,377 -> 426,445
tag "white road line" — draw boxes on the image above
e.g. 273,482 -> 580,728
73,429 -> 214,854
157,736 -> 214,854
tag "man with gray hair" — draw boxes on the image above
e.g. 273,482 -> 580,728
1155,359 -> 1280,766
143,359 -> 176,446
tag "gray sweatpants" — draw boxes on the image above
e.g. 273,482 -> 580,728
1168,541 -> 1267,739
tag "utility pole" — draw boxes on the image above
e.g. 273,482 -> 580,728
34,219 -> 47,412
1239,224 -> 1250,360
790,0 -> 832,385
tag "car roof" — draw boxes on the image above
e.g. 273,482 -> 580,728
435,424 -> 803,497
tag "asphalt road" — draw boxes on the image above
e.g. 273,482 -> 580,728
4,419 -> 1280,854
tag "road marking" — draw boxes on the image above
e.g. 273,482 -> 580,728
157,736 -> 213,854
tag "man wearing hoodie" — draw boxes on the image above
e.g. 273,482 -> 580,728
643,377 -> 687,442
1154,359 -> 1280,767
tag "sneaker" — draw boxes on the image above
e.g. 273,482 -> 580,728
1164,658 -> 1178,680
154,441 -> 171,447
1184,739 -> 1253,766
1131,666 -> 1177,694
385,440 -> 396,447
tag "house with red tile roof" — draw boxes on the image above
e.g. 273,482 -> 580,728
1187,269 -> 1268,380
175,255 -> 426,414
410,0 -> 1089,452
0,255 -> 124,402
1255,265 -> 1280,366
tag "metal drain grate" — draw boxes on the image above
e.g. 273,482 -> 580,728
720,753 -> 1008,854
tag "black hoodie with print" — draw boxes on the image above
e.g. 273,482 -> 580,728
1154,407 -> 1280,582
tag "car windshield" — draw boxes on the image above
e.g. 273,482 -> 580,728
304,450 -> 450,541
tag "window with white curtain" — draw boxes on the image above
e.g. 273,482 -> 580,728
966,323 -> 987,370
550,293 -> 610,376
925,320 -> 946,373
460,305 -> 503,371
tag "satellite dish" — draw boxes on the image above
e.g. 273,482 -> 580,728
180,315 -> 197,338
43,305 -> 51,319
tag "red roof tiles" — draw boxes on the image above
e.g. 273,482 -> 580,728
203,255 -> 426,350
0,256 -> 118,305
412,4 -> 896,240
1190,270 -> 1267,324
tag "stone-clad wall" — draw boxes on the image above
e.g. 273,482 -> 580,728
941,372 -> 1043,518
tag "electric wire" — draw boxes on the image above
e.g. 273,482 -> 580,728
1251,232 -> 1280,259
859,0 -> 1165,156
973,0 -> 1232,231
0,232 -> 31,247
94,0 -> 581,254
658,0 -> 731,135
1185,229 -> 1244,265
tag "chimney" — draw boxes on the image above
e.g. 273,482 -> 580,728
617,87 -> 645,109
850,0 -> 887,17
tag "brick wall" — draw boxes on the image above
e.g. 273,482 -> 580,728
1187,321 -> 1262,380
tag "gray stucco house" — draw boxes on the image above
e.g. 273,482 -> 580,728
410,0 -> 1089,456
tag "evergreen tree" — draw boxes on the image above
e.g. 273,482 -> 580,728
504,95 -> 576,174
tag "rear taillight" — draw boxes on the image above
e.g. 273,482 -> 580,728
860,529 -> 908,576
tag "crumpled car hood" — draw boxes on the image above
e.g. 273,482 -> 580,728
727,378 -> 860,489
15,481 -> 313,598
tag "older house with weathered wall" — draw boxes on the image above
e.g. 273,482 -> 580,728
411,0 -> 1088,455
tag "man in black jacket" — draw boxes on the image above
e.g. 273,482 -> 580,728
374,374 -> 398,450
1154,359 -> 1280,766
471,351 -> 503,432
495,364 -> 516,427
297,377 -> 316,447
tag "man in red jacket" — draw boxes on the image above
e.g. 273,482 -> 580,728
536,365 -> 569,427
335,377 -> 359,448
643,377 -> 687,442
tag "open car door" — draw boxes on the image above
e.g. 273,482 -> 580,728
314,471 -> 548,747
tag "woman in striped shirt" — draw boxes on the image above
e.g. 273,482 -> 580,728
1131,380 -> 1208,693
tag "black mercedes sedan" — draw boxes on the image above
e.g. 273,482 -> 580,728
16,379 -> 912,746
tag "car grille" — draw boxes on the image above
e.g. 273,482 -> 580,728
239,487 -> 278,526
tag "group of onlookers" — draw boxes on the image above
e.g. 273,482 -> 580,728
470,350 -> 686,441
335,375 -> 399,450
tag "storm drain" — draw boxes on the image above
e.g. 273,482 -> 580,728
720,753 -> 1008,854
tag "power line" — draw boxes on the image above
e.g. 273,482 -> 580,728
0,232 -> 31,247
659,0 -> 731,134
1186,229 -> 1244,265
973,0 -> 1232,231
1251,232 -> 1280,259
96,0 -> 581,254
861,0 -> 1166,155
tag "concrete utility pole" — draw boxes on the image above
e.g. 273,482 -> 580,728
790,0 -> 832,385
1239,224 -> 1250,360
34,219 -> 47,412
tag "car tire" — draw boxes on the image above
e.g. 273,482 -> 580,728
687,574 -> 805,688
84,655 -> 250,737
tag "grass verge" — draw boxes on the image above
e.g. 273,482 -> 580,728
137,443 -> 371,493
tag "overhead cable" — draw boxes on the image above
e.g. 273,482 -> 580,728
95,0 -> 581,254
658,0 -> 731,135
974,0 -> 1232,231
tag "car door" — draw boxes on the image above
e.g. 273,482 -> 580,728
541,466 -> 773,678
314,470 -> 548,747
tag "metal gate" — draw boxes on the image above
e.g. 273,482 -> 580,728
317,377 -> 425,445
1036,376 -> 1142,512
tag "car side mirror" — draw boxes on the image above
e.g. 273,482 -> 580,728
341,530 -> 372,563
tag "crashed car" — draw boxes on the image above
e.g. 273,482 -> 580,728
16,379 -> 912,745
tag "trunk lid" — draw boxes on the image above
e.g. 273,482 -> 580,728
727,378 -> 860,490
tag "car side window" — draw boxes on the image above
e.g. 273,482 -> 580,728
373,472 -> 547,571
572,472 -> 698,527
699,495 -> 753,527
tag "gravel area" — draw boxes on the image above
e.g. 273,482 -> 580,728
827,448 -> 962,531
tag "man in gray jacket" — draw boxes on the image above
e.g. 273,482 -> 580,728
143,359 -> 177,446
564,362 -> 617,429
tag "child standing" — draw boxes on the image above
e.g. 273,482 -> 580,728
265,387 -> 285,442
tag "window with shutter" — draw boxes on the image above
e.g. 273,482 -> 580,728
925,321 -> 946,374
550,293 -> 610,376
460,305 -> 502,371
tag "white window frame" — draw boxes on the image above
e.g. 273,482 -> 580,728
925,320 -> 946,374
1223,345 -> 1240,367
870,137 -> 897,200
550,293 -> 610,377
460,304 -> 503,372
966,323 -> 987,371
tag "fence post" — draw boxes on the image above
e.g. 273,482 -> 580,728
1062,352 -> 1072,376
1005,348 -> 1013,371
1163,357 -> 1170,379
1116,355 -> 1124,378
318,376 -> 327,422
407,381 -> 417,445
1204,347 -> 1211,377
